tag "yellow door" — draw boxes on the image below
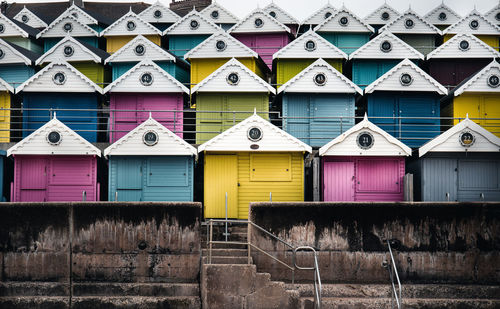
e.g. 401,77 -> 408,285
204,154 -> 238,218
483,96 -> 500,137
453,95 -> 481,125
0,92 -> 10,142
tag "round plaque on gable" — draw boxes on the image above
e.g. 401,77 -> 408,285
339,16 -> 349,26
313,73 -> 327,86
459,131 -> 475,147
404,18 -> 414,29
211,10 -> 219,19
63,45 -> 74,57
53,72 -> 66,85
247,126 -> 263,142
381,12 -> 390,21
269,11 -> 276,18
305,40 -> 316,52
215,40 -> 226,52
63,22 -> 73,32
0,24 -> 4,33
140,72 -> 154,86
126,21 -> 136,31
400,73 -> 413,86
190,19 -> 199,30
459,40 -> 470,51
487,74 -> 500,88
324,12 -> 332,19
469,20 -> 479,30
226,72 -> 240,85
357,131 -> 374,150
21,15 -> 29,23
47,131 -> 62,145
143,130 -> 159,146
380,41 -> 392,53
254,18 -> 264,28
134,44 -> 146,56
154,10 -> 162,19
438,12 -> 447,21
0,49 -> 4,59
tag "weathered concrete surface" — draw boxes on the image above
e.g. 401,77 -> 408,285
249,202 -> 500,284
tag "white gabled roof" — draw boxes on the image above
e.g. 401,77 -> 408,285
443,10 -> 500,35
453,60 -> 500,96
278,58 -> 361,94
363,3 -> 399,25
104,116 -> 196,157
199,113 -> 311,153
484,3 -> 500,24
0,13 -> 30,38
7,115 -> 101,157
229,9 -> 290,33
314,7 -> 374,33
302,3 -> 337,25
320,114 -> 411,156
424,2 -> 461,25
365,58 -> 447,95
104,34 -> 175,64
0,38 -> 33,64
163,9 -> 221,35
419,116 -> 500,156
16,61 -> 103,94
349,31 -> 424,60
0,77 -> 14,93
263,2 -> 300,25
273,29 -> 347,60
426,33 -> 500,59
13,6 -> 48,29
104,60 -> 189,94
379,9 -> 441,34
36,35 -> 105,65
201,1 -> 240,25
138,1 -> 180,24
192,58 -> 275,93
59,4 -> 98,25
101,11 -> 161,37
184,31 -> 258,59
37,15 -> 98,39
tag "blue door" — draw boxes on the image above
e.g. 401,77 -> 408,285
283,94 -> 310,145
113,157 -> 143,201
310,94 -> 354,146
399,95 -> 439,147
143,157 -> 193,201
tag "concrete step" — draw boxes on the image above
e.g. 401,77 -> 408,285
0,282 -> 68,296
202,248 -> 248,257
202,256 -> 253,265
0,296 -> 68,309
73,282 -> 200,297
201,242 -> 248,249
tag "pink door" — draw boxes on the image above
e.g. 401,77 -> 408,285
18,157 -> 47,202
140,95 -> 183,137
110,94 -> 138,142
47,157 -> 95,202
323,161 -> 355,201
356,159 -> 400,194
255,34 -> 288,69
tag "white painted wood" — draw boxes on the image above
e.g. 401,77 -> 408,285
364,58 -> 447,95
262,2 -> 300,25
138,1 -> 180,24
104,116 -> 196,157
0,13 -> 29,38
424,3 -> 462,26
13,6 -> 48,29
185,31 -> 257,59
278,58 -> 361,94
453,60 -> 500,96
0,77 -> 14,93
229,9 -> 290,33
314,7 -> 374,33
273,30 -> 347,60
192,58 -> 275,93
380,9 -> 441,34
419,116 -> 500,156
7,115 -> 101,156
163,9 -> 221,36
443,10 -> 500,35
201,1 -> 239,25
320,114 -> 412,156
484,3 -> 500,24
16,61 -> 103,94
59,4 -> 98,25
426,33 -> 500,59
198,113 -> 311,153
363,3 -> 399,25
302,3 -> 338,25
104,35 -> 175,64
104,60 -> 188,94
349,31 -> 424,60
36,35 -> 104,65
37,15 -> 98,39
0,38 -> 32,64
101,11 -> 161,36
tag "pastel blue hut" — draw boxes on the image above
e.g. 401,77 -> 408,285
104,116 -> 197,202
279,58 -> 362,147
349,31 -> 424,89
0,13 -> 42,54
16,61 -> 103,142
364,59 -> 448,148
0,38 -> 39,87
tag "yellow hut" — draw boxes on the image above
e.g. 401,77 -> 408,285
0,77 -> 13,142
199,113 -> 312,219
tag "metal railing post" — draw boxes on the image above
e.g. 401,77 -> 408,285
247,222 -> 251,265
446,192 -> 450,201
82,191 -> 86,201
269,192 -> 272,202
173,111 -> 177,134
208,220 -> 213,264
115,191 -> 118,201
225,192 -> 228,242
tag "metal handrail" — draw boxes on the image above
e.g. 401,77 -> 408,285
294,246 -> 322,309
387,240 -> 402,309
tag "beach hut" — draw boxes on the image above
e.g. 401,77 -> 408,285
363,2 -> 399,32
185,31 -> 269,87
104,116 -> 197,202
53,3 -> 111,32
364,58 -> 448,147
104,34 -> 189,82
163,9 -> 220,58
413,117 -> 500,201
379,9 -> 441,55
485,3 -> 500,26
16,61 -> 103,142
442,10 -> 500,51
13,5 -> 48,30
273,29 -> 347,87
319,115 -> 411,201
192,58 -> 275,144
7,115 -> 101,202
0,13 -> 41,53
199,113 -> 312,219
300,2 -> 337,32
0,38 -> 38,88
313,7 -> 374,55
200,1 -> 239,31
0,77 -> 14,142
35,35 -> 110,88
262,2 -> 300,36
349,31 -> 424,89
441,60 -> 500,137
138,1 -> 180,31
104,60 -> 189,142
229,9 -> 292,69
279,58 -> 362,147
101,10 -> 162,54
423,2 -> 461,30
426,33 -> 500,88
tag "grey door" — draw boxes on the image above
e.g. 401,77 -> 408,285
422,158 -> 457,201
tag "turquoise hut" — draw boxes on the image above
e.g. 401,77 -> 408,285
0,38 -> 38,87
104,116 -> 197,202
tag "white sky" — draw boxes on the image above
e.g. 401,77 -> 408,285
6,0 -> 500,20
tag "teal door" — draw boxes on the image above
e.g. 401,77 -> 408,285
114,158 -> 143,201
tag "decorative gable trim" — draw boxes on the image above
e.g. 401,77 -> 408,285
201,1 -> 240,25
101,11 -> 162,37
302,3 -> 338,25
0,38 -> 33,64
262,2 -> 300,25
229,9 -> 291,33
314,7 -> 374,33
138,1 -> 180,24
453,60 -> 500,96
273,29 -> 347,60
426,33 -> 500,59
424,3 -> 462,25
13,6 -> 48,29
59,4 -> 98,25
36,35 -> 105,65
443,10 -> 500,35
363,3 -> 400,25
0,77 -> 14,93
163,9 -> 221,35
379,9 -> 442,34
37,15 -> 98,39
349,31 -> 424,60
104,34 -> 175,64
0,13 -> 30,38
184,31 -> 258,59
484,3 -> 500,24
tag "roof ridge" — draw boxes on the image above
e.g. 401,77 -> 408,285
0,12 -> 29,37
37,15 -> 98,38
104,34 -> 175,64
426,33 -> 500,59
163,9 -> 220,35
184,30 -> 258,59
363,3 -> 399,20
228,8 -> 291,33
200,1 -> 240,23
453,60 -> 500,96
380,9 -> 441,34
263,2 -> 300,24
424,2 -> 462,20
273,29 -> 347,59
443,10 -> 500,34
349,31 -> 424,59
35,35 -> 102,65
302,3 -> 337,24
314,7 -> 374,33
101,10 -> 161,36
0,38 -> 33,64
13,6 -> 49,28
